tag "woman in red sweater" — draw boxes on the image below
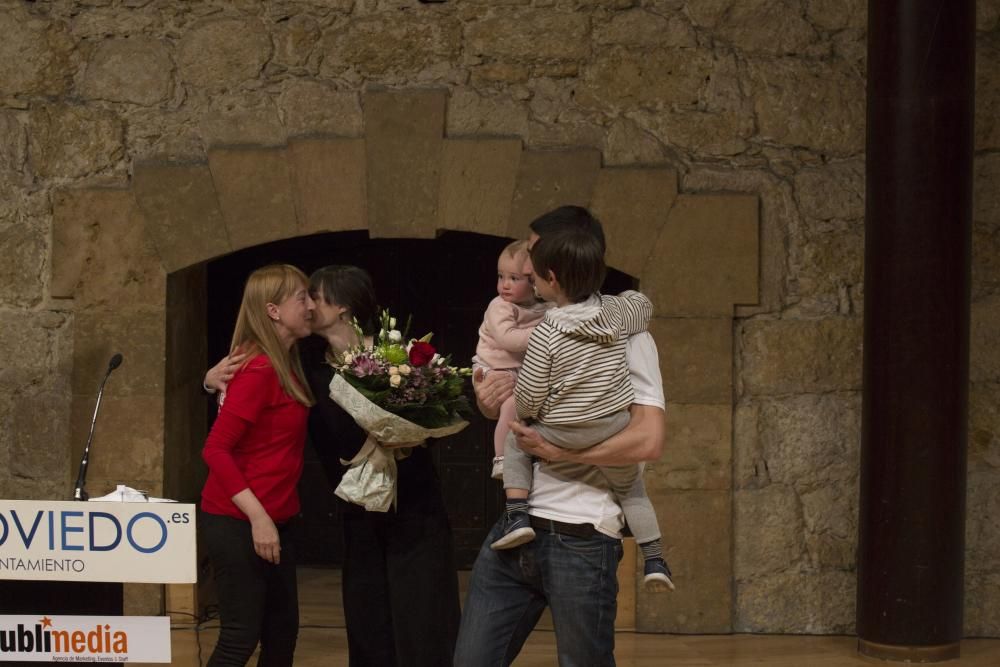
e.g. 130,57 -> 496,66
200,264 -> 316,667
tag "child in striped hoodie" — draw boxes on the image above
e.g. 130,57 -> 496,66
491,227 -> 672,592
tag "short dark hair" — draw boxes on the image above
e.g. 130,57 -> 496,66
528,206 -> 606,255
529,227 -> 606,303
309,265 -> 378,334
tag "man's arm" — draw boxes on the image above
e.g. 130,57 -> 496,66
512,403 -> 664,465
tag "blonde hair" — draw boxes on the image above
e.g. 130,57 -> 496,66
501,240 -> 530,267
230,264 -> 315,407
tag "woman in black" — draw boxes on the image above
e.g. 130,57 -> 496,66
207,265 -> 461,666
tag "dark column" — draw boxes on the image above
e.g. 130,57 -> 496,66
858,0 -> 974,662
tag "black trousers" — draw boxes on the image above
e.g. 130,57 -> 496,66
342,502 -> 461,667
202,512 -> 299,667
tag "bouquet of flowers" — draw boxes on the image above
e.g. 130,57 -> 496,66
328,310 -> 472,511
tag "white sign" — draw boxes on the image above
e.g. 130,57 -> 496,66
0,615 -> 170,662
0,500 -> 196,584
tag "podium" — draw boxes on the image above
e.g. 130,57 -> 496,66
0,498 -> 196,663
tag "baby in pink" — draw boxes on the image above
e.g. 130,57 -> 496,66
473,240 -> 549,479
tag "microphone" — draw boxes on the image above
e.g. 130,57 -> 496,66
73,353 -> 124,501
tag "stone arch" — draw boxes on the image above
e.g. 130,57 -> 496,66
50,89 -> 758,631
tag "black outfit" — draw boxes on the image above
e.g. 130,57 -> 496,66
302,340 -> 461,667
202,513 -> 299,667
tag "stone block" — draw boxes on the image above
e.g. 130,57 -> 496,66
971,295 -> 1000,382
72,311 -> 166,398
740,318 -> 863,394
973,223 -> 1000,300
749,57 -> 865,156
734,394 -> 861,489
641,194 -> 759,316
208,146 -> 299,251
364,90 -> 446,239
800,482 -> 857,570
8,393 -> 71,480
975,32 -> 1000,151
636,489 -> 731,633
199,96 -> 287,148
649,317 -> 732,404
68,190 -> 166,311
644,403 -> 731,491
278,83 -> 363,138
50,189 -> 104,298
69,395 -> 164,491
790,228 -> 864,316
0,222 -> 44,307
319,16 -> 461,77
446,89 -> 530,138
594,9 -> 696,47
0,312 -> 69,392
272,14 -> 321,70
974,152 -> 1000,226
965,571 -> 1000,637
591,168 -> 677,278
734,484 -> 805,578
655,109 -> 754,156
967,467 -> 1000,572
288,138 -> 367,236
177,18 -> 271,90
969,380 -> 1000,469
437,138 -> 522,238
506,149 -> 601,241
713,0 -> 819,55
0,5 -> 73,97
794,161 -> 865,222
735,569 -> 856,634
28,104 -> 124,179
806,0 -> 867,30
125,584 -> 163,616
133,161 -> 232,272
603,118 -> 670,167
465,11 -> 589,61
80,38 -> 173,106
683,167 -> 793,315
580,47 -> 715,111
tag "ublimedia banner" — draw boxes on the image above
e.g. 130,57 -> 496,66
0,615 -> 169,662
0,500 -> 196,583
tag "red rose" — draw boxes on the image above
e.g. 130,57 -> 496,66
408,341 -> 436,367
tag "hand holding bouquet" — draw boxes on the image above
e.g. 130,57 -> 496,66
328,310 -> 472,510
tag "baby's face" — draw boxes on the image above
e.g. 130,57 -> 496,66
497,253 -> 535,306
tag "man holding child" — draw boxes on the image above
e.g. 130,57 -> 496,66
455,206 -> 670,667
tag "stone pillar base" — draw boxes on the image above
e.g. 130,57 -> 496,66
858,639 -> 960,662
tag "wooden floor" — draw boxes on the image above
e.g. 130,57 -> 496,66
155,568 -> 1000,666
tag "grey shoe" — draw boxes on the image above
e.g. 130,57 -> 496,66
643,558 -> 675,593
490,513 -> 536,550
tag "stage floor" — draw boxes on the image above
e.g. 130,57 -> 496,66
154,568 -> 1000,666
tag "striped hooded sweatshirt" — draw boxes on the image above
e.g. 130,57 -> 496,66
515,290 -> 652,425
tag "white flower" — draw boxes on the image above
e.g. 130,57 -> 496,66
389,317 -> 397,328
390,374 -> 402,387
342,353 -> 354,365
389,366 -> 399,375
433,354 -> 444,366
398,364 -> 411,376
388,329 -> 402,343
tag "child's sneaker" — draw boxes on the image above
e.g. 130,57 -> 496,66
643,558 -> 675,593
490,512 -> 535,550
490,456 -> 504,480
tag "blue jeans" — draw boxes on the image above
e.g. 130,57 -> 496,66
454,518 -> 623,667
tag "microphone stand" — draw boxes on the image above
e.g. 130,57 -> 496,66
73,354 -> 123,501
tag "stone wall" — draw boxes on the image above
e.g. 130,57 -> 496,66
0,0 -> 998,635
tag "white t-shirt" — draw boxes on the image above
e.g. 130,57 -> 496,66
527,332 -> 665,538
